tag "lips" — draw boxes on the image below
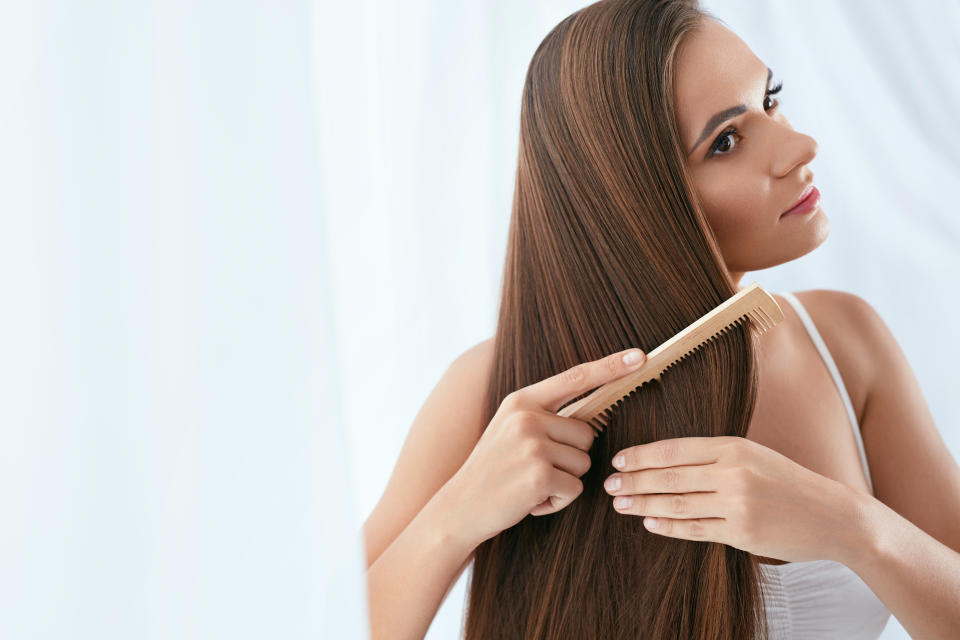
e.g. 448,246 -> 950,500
781,184 -> 815,217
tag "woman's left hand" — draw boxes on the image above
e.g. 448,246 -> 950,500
603,435 -> 866,563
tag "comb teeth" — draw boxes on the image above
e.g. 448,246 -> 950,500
590,385 -> 646,429
591,387 -> 645,429
590,313 -> 751,430
747,307 -> 774,333
557,283 -> 784,431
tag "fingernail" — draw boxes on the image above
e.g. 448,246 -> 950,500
613,496 -> 633,509
644,517 -> 659,529
622,349 -> 644,365
604,475 -> 621,491
612,454 -> 625,469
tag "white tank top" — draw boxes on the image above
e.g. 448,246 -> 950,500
756,292 -> 892,638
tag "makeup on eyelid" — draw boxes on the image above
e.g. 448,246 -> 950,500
705,79 -> 782,158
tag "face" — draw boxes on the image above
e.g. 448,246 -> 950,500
672,19 -> 828,283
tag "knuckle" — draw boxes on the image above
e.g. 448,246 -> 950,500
502,391 -> 522,410
661,468 -> 680,489
730,492 -> 751,520
512,410 -> 540,435
656,440 -> 679,465
561,363 -> 588,385
723,437 -> 747,461
729,492 -> 756,534
694,464 -> 712,487
732,465 -> 755,489
741,492 -> 758,521
602,353 -> 619,376
720,435 -> 740,448
522,437 -> 547,460
670,495 -> 687,515
687,520 -> 707,539
528,464 -> 552,492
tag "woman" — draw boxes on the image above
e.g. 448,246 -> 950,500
363,1 -> 960,638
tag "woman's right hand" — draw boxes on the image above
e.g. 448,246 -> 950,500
442,347 -> 648,546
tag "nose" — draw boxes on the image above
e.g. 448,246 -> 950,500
773,122 -> 818,179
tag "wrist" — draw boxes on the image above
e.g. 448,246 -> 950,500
424,476 -> 485,553
833,483 -> 884,570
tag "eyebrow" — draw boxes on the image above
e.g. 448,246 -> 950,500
688,67 -> 773,156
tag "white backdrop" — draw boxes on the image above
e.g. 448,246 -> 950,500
2,1 -> 957,638
0,1 -> 367,638
321,1 -> 960,639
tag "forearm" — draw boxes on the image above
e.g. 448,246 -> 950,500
841,489 -> 960,639
366,485 -> 479,640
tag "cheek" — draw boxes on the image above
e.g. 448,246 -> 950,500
698,180 -> 771,242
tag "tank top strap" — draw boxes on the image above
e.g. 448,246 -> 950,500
777,291 -> 873,495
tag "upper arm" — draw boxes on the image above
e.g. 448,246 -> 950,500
362,337 -> 494,570
828,291 -> 960,553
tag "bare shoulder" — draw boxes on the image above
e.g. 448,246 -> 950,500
414,335 -> 496,444
362,335 -> 495,568
790,288 -> 888,358
783,289 -> 886,424
452,335 -> 496,384
446,335 -> 497,426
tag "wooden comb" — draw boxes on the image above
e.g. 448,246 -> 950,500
556,282 -> 784,432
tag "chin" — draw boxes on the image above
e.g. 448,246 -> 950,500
798,207 -> 830,254
782,209 -> 830,264
729,209 -> 831,273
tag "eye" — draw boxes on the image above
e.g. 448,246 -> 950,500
763,80 -> 783,111
708,80 -> 784,158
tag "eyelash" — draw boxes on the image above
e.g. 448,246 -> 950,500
708,80 -> 783,158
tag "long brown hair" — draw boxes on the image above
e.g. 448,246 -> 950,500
464,1 -> 769,638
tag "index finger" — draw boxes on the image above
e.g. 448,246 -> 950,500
612,436 -> 735,471
521,347 -> 647,414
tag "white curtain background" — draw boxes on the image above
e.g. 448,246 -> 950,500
321,1 -> 959,639
2,1 -> 957,639
1,1 -> 367,638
